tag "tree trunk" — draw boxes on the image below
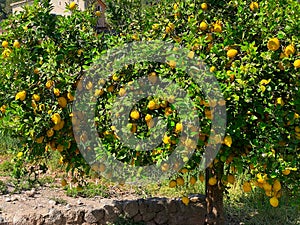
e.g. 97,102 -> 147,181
205,163 -> 225,225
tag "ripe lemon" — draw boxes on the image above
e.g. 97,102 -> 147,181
169,180 -> 177,188
182,196 -> 190,205
13,40 -> 20,48
69,2 -> 76,10
130,110 -> 140,120
176,176 -> 184,186
199,174 -> 205,182
58,97 -> 67,108
95,11 -> 101,17
15,90 -> 26,101
51,113 -> 61,125
210,66 -> 216,72
187,51 -> 195,59
67,92 -> 74,101
282,169 -> 290,175
208,177 -> 217,186
267,38 -> 280,51
269,197 -> 279,207
175,123 -> 183,133
148,100 -> 156,110
2,40 -> 8,48
242,182 -> 252,192
294,59 -> 300,69
284,44 -> 295,56
47,129 -> 54,137
224,135 -> 232,147
227,49 -> 238,58
201,3 -> 208,10
145,114 -> 152,122
273,180 -> 281,192
190,176 -> 197,185
263,182 -> 272,191
199,21 -> 208,31
250,2 -> 259,11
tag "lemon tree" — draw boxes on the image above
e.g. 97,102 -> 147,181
105,0 -> 300,223
0,0 -> 103,182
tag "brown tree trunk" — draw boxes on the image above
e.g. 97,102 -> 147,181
205,163 -> 225,225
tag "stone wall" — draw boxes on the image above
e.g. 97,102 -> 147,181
1,195 -> 206,225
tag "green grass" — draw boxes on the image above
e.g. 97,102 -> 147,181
65,182 -> 110,198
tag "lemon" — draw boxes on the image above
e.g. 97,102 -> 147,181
242,182 -> 252,192
263,182 -> 272,191
267,38 -> 280,51
169,180 -> 177,188
145,114 -> 152,122
47,129 -> 54,137
273,180 -> 281,192
67,92 -> 74,101
213,24 -> 222,33
95,11 -> 101,17
175,123 -> 183,133
199,174 -> 205,182
13,40 -> 20,48
148,100 -> 156,110
168,60 -> 176,69
107,85 -> 114,92
224,135 -> 232,147
130,110 -> 140,120
294,59 -> 300,68
163,134 -> 171,144
46,80 -> 54,89
282,169 -> 290,175
58,97 -> 67,108
182,196 -> 190,205
94,89 -> 104,96
69,2 -> 76,10
250,2 -> 259,11
187,51 -> 195,59
148,72 -> 158,84
270,197 -> 279,207
51,113 -> 61,125
190,176 -> 197,185
36,136 -> 44,144
201,3 -> 208,10
176,176 -> 184,186
210,66 -> 216,72
15,90 -> 26,101
227,49 -> 238,58
199,21 -> 208,31
284,44 -> 295,56
208,177 -> 217,186
118,88 -> 126,97
2,40 -> 8,48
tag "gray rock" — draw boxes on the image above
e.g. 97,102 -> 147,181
84,209 -> 104,223
45,209 -> 66,225
48,200 -> 56,206
123,200 -> 139,218
154,210 -> 168,224
4,197 -> 11,202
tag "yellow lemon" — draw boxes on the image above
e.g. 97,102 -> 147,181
107,85 -> 114,92
148,100 -> 156,110
130,110 -> 140,120
210,66 -> 216,72
36,136 -> 44,144
270,197 -> 279,207
95,11 -> 101,17
199,21 -> 208,31
163,134 -> 171,144
284,44 -> 295,56
94,89 -> 104,96
187,51 -> 195,59
15,90 -> 26,101
47,129 -> 54,137
294,59 -> 300,69
69,2 -> 76,10
208,177 -> 217,186
224,135 -> 232,147
175,123 -> 183,133
276,97 -> 284,106
242,182 -> 252,192
46,80 -> 54,89
51,113 -> 61,125
58,97 -> 67,108
2,40 -> 8,48
119,88 -> 126,97
169,180 -> 177,188
267,38 -> 280,51
176,176 -> 184,186
13,40 -> 20,48
67,92 -> 74,101
213,24 -> 222,33
273,180 -> 281,192
201,3 -> 208,10
182,196 -> 190,205
33,68 -> 39,74
263,182 -> 272,191
190,176 -> 197,185
227,49 -> 238,58
145,114 -> 152,122
250,2 -> 259,11
168,60 -> 176,69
